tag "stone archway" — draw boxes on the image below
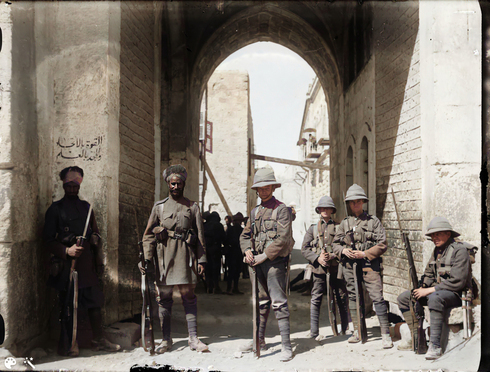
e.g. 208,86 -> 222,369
187,3 -> 344,202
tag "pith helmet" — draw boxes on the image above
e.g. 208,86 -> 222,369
251,168 -> 281,190
425,216 -> 460,238
345,184 -> 368,202
315,196 -> 337,214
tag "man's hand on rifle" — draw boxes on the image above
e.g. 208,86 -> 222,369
352,251 -> 366,260
342,248 -> 356,260
138,259 -> 152,275
412,286 -> 435,300
244,250 -> 255,265
198,263 -> 205,275
318,251 -> 329,267
67,243 -> 84,258
244,250 -> 267,266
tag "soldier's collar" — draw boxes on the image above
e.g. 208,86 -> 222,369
352,211 -> 368,221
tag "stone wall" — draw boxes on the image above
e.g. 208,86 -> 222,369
0,2 -> 46,354
419,0 -> 481,284
373,2 -> 421,304
204,71 -> 253,219
118,1 -> 157,322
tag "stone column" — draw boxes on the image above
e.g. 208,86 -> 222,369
419,1 -> 481,275
35,1 -> 121,325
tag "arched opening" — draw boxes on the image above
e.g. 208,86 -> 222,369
188,3 -> 343,210
198,41 -> 317,224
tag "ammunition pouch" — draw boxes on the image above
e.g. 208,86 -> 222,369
359,241 -> 375,252
49,256 -> 66,278
362,256 -> 382,272
47,233 -> 76,285
185,229 -> 197,246
153,226 -> 168,242
47,255 -> 71,291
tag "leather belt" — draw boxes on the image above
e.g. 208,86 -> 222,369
167,230 -> 187,240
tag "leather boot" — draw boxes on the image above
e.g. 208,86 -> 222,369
278,318 -> 293,362
156,307 -> 172,354
348,307 -> 360,343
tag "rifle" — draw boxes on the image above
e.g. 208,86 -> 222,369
60,203 -> 92,355
391,189 -> 427,354
135,209 -> 155,355
243,249 -> 260,357
343,193 -> 367,344
318,225 -> 338,336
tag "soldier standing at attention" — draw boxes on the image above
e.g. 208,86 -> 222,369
301,196 -> 349,340
44,166 -> 120,356
332,184 -> 393,348
141,165 -> 208,353
397,217 -> 471,360
240,168 -> 294,362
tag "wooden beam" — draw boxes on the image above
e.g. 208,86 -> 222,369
203,159 -> 233,217
251,154 -> 328,170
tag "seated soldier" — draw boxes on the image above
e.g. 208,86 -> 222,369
397,217 -> 471,360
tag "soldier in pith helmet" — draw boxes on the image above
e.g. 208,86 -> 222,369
301,196 -> 349,340
240,167 -> 295,362
397,217 -> 471,359
332,184 -> 393,348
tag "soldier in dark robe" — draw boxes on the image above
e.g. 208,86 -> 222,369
44,166 -> 120,356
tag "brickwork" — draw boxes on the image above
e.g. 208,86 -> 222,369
373,2 -> 421,304
119,2 -> 156,320
343,58 -> 375,216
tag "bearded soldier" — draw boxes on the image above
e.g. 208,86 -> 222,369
397,217 -> 471,359
301,196 -> 349,340
332,184 -> 393,348
141,165 -> 208,353
240,167 -> 294,362
44,166 -> 120,356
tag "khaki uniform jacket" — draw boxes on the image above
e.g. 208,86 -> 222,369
421,240 -> 471,295
143,197 -> 206,285
240,200 -> 292,261
332,212 -> 387,263
301,219 -> 338,275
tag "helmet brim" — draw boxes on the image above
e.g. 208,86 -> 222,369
345,197 -> 368,202
425,228 -> 460,238
251,181 -> 281,190
315,207 -> 337,214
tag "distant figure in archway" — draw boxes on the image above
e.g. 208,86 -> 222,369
224,212 -> 246,295
203,211 -> 225,294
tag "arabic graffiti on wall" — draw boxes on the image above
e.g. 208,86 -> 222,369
56,136 -> 104,161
